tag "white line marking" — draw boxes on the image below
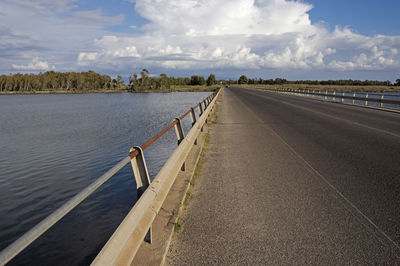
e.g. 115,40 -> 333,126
229,88 -> 400,254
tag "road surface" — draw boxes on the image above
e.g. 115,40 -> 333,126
167,87 -> 400,264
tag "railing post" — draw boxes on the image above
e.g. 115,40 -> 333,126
380,95 -> 384,108
198,102 -> 203,117
190,108 -> 198,145
342,92 -> 344,103
353,92 -> 356,104
174,118 -> 185,171
325,91 -> 328,100
198,104 -> 204,132
333,91 -> 336,101
129,146 -> 152,243
365,93 -> 369,105
190,107 -> 196,127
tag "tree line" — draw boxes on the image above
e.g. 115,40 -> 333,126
4,70 -> 396,92
0,70 -> 220,92
237,76 -> 400,86
0,71 -> 122,92
128,69 -> 218,91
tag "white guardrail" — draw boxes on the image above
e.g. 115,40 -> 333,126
267,88 -> 400,109
0,88 -> 221,266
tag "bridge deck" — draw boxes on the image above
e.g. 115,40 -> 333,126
166,87 -> 400,264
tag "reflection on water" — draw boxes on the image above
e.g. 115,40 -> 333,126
0,92 -> 209,265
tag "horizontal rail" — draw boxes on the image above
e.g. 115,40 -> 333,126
132,120 -> 178,157
0,89 -> 219,266
92,88 -> 221,265
269,88 -> 400,106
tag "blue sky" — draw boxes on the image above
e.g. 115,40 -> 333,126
1,0 -> 399,81
308,0 -> 400,36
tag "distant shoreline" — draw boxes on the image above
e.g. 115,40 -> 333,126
0,87 -> 216,95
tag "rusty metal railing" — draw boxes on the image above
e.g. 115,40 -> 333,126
0,89 -> 220,266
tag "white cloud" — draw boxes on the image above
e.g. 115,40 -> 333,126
77,46 -> 140,66
1,0 -> 400,76
0,1 -> 125,73
71,9 -> 124,25
7,0 -> 78,13
73,0 -> 399,73
135,0 -> 314,36
12,57 -> 55,71
78,52 -> 99,62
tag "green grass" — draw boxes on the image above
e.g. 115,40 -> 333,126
174,221 -> 182,232
173,94 -> 220,233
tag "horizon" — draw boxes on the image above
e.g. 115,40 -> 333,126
1,70 -> 398,84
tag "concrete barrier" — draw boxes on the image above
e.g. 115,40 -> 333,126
92,89 -> 221,265
0,89 -> 221,266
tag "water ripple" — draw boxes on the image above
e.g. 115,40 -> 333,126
0,92 -> 210,265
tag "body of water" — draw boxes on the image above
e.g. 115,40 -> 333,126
0,92 -> 210,265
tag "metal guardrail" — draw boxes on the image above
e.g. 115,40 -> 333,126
267,88 -> 400,108
0,89 -> 221,266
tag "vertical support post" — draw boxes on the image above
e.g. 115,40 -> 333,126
333,91 -> 336,101
129,146 -> 152,243
190,108 -> 198,145
208,97 -> 213,116
198,103 -> 203,117
365,93 -> 369,105
198,104 -> 204,132
352,92 -> 356,104
380,95 -> 384,108
325,90 -> 328,100
342,92 -> 344,103
174,118 -> 185,171
190,107 -> 196,126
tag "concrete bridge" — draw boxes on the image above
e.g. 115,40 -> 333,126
167,87 -> 400,264
2,87 -> 400,265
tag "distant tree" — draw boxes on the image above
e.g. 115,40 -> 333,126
116,75 -> 124,88
140,69 -> 149,89
396,79 -> 400,86
206,74 -> 216,86
190,75 -> 206,86
238,75 -> 248,84
128,74 -> 137,91
159,74 -> 170,90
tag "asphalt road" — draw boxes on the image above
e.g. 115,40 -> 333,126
167,87 -> 400,264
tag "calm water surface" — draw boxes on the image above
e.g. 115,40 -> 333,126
0,92 -> 210,265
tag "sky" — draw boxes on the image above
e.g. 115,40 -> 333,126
1,0 -> 400,81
